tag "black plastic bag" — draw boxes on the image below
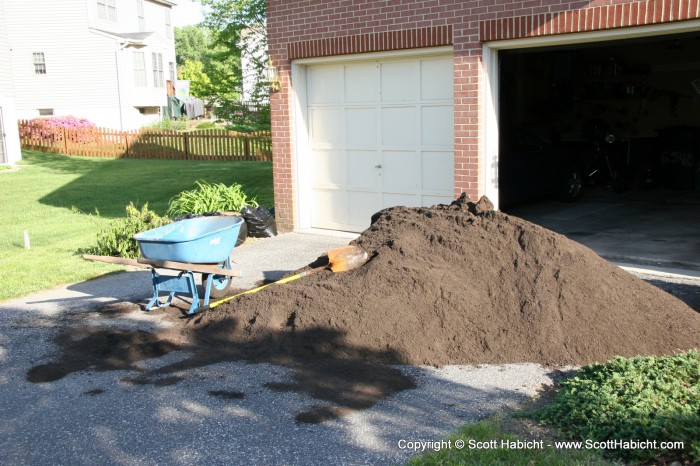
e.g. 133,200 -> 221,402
240,205 -> 278,238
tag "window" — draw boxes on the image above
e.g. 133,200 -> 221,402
38,108 -> 54,116
136,0 -> 145,32
33,52 -> 46,74
133,52 -> 147,87
152,53 -> 164,88
169,62 -> 175,84
165,9 -> 172,40
97,0 -> 116,21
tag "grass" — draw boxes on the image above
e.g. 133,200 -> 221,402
0,150 -> 272,301
408,417 -> 614,466
410,351 -> 700,465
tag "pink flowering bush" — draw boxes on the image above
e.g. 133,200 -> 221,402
21,116 -> 99,145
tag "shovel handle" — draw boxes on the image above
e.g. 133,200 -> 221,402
193,266 -> 326,314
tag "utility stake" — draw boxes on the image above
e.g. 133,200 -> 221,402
23,230 -> 30,249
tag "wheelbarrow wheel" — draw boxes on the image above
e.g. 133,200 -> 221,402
203,273 -> 234,298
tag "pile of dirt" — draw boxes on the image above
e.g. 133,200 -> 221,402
186,194 -> 700,367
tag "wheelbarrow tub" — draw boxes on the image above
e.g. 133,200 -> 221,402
134,216 -> 244,264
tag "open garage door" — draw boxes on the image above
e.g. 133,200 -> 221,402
491,28 -> 700,270
497,31 -> 700,207
305,54 -> 454,232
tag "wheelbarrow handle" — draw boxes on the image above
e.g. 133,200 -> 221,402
82,254 -> 243,277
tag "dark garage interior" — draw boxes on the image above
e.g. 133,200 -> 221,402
498,30 -> 700,271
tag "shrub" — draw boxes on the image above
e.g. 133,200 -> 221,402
167,180 -> 258,216
147,118 -> 187,131
535,350 -> 700,463
87,203 -> 171,258
21,116 -> 98,144
196,121 -> 217,130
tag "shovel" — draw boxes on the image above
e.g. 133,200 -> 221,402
192,245 -> 368,314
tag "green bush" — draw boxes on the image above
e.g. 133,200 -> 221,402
167,180 -> 257,216
87,203 -> 171,258
147,118 -> 187,131
535,350 -> 700,463
196,121 -> 217,130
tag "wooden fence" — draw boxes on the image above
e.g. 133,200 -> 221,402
17,120 -> 272,161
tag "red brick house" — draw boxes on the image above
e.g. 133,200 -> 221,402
266,0 -> 700,232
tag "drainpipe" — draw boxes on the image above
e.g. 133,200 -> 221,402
115,40 -> 129,131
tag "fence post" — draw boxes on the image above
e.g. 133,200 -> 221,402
183,132 -> 190,159
244,136 -> 251,161
123,131 -> 130,157
62,127 -> 68,154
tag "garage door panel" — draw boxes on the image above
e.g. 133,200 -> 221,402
310,108 -> 342,146
313,149 -> 345,186
422,194 -> 454,206
306,54 -> 454,233
308,65 -> 344,105
382,107 -> 417,146
346,108 -> 378,146
347,150 -> 379,188
345,63 -> 379,103
422,106 -> 454,147
381,61 -> 418,102
347,190 -> 380,227
383,192 -> 420,208
313,189 -> 347,227
422,151 -> 454,191
421,57 -> 453,101
382,150 -> 419,190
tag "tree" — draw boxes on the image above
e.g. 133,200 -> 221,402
174,0 -> 269,125
178,60 -> 212,98
200,0 -> 269,105
174,25 -> 209,66
174,23 -> 241,112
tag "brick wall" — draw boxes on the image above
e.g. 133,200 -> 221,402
267,0 -> 700,231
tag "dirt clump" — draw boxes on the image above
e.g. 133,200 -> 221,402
187,194 -> 700,367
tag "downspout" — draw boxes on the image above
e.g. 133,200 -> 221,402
115,40 -> 129,131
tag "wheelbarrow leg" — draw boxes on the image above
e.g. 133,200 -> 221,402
145,269 -> 201,314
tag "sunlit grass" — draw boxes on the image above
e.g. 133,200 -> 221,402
0,150 -> 272,301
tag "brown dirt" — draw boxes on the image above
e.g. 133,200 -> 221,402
26,194 -> 700,423
186,194 -> 700,367
26,327 -> 182,383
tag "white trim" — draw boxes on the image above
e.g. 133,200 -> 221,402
291,62 -> 312,230
481,19 -> 700,210
491,19 -> 700,50
291,46 -> 454,230
294,228 -> 360,239
481,46 -> 500,210
293,46 -> 453,66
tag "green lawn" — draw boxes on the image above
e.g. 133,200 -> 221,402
408,418 -> 614,466
0,150 -> 272,301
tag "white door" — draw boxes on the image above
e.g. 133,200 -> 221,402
306,55 -> 454,232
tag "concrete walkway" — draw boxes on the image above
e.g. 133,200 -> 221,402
508,188 -> 700,273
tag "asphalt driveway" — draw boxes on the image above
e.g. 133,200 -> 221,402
0,231 -> 697,465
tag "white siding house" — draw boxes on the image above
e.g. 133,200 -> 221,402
0,0 -> 21,164
1,0 -> 178,131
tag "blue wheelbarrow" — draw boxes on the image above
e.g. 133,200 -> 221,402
84,215 -> 244,315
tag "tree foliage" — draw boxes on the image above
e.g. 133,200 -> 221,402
174,0 -> 269,123
174,25 -> 209,66
178,60 -> 212,98
174,23 -> 241,110
201,0 -> 269,106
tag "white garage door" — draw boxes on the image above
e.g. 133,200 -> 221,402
306,54 -> 454,232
